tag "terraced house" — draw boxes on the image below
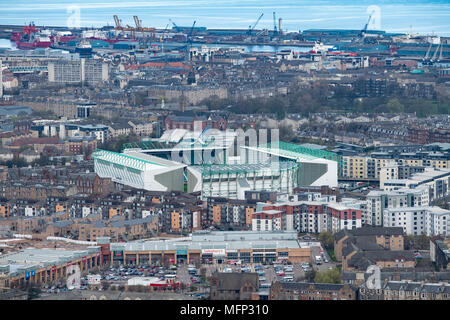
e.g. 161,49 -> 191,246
270,282 -> 357,300
359,280 -> 450,300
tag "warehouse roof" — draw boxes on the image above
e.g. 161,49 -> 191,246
0,247 -> 100,276
109,231 -> 307,252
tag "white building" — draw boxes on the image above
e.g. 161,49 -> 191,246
48,58 -> 109,85
187,161 -> 300,200
242,142 -> 338,188
381,167 -> 450,201
365,186 -> 430,226
93,149 -> 186,192
383,206 -> 450,236
252,210 -> 283,232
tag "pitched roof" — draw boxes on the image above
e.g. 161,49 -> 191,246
212,272 -> 259,291
276,281 -> 352,292
348,226 -> 404,237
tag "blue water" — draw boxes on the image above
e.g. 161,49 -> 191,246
0,0 -> 449,36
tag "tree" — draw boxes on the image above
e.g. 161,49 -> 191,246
318,231 -> 334,250
405,234 -> 430,250
386,98 -> 405,113
314,268 -> 341,284
279,124 -> 296,142
304,268 -> 316,282
27,286 -> 41,300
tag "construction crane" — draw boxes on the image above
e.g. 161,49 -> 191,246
186,20 -> 197,63
256,29 -> 268,37
438,41 -> 444,61
160,23 -> 170,55
424,42 -> 433,61
431,41 -> 441,62
360,11 -> 374,37
169,19 -> 179,32
160,23 -> 169,43
187,20 -> 196,43
273,12 -> 278,36
247,13 -> 264,35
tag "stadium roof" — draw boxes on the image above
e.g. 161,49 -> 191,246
92,149 -> 188,173
244,141 -> 341,163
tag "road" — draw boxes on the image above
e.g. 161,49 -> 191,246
310,245 -> 337,272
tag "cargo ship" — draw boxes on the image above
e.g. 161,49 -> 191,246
10,23 -> 52,50
75,39 -> 93,58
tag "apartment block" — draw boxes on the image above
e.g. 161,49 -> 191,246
383,206 -> 450,236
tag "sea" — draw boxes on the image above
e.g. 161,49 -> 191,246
0,0 -> 449,36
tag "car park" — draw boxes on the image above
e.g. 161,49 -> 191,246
241,266 -> 251,273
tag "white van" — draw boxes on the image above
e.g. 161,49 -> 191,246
283,275 -> 294,282
260,283 -> 272,289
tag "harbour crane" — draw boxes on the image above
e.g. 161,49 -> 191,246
113,15 -> 136,39
113,15 -> 124,37
247,13 -> 264,35
273,12 -> 278,36
133,15 -> 156,41
133,15 -> 143,37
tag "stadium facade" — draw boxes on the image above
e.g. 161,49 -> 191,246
94,129 -> 340,199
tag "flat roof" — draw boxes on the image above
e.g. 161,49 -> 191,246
385,206 -> 450,215
0,247 -> 100,276
110,231 -> 306,252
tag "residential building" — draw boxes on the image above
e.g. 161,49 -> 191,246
209,272 -> 259,300
270,282 -> 357,300
383,206 -> 450,236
